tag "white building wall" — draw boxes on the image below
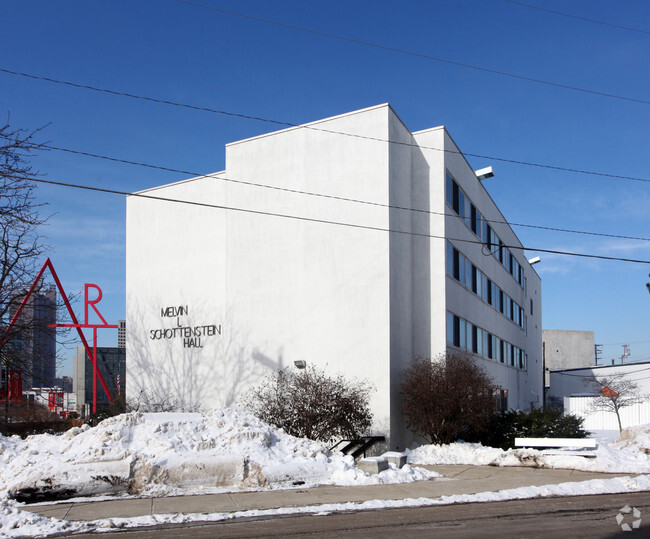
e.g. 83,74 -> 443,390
411,127 -> 448,361
126,104 -> 543,448
127,105 -> 396,435
565,396 -> 650,430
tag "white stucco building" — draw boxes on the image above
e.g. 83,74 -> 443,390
126,104 -> 542,449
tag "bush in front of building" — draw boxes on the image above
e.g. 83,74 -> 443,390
476,407 -> 589,450
401,353 -> 497,445
241,365 -> 374,443
86,393 -> 127,426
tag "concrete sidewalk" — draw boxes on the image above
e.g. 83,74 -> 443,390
22,466 -> 633,522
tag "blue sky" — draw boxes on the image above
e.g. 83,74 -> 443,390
3,0 -> 650,375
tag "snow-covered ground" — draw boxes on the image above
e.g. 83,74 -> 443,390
407,426 -> 650,474
1,411 -> 649,537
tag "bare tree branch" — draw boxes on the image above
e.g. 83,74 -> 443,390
240,365 -> 374,443
585,373 -> 647,432
401,353 -> 498,444
0,118 -> 76,422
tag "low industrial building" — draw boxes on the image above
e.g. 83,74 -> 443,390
126,104 -> 543,449
549,362 -> 650,430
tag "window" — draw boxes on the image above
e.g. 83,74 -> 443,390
514,348 -> 520,369
446,242 -> 454,275
459,253 -> 465,284
480,273 -> 487,302
446,172 -> 455,208
472,265 -> 481,296
467,324 -> 475,353
460,319 -> 467,349
524,277 -> 527,296
524,315 -> 527,335
471,325 -> 478,354
530,298 -> 534,315
458,189 -> 465,219
446,312 -> 455,345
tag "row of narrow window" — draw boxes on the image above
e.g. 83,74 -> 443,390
446,171 -> 526,292
447,242 -> 527,332
447,312 -> 527,370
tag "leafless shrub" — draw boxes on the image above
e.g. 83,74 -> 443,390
241,365 -> 374,442
401,353 -> 497,444
126,388 -> 203,413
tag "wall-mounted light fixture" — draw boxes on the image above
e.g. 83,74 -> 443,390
294,360 -> 306,369
475,166 -> 494,181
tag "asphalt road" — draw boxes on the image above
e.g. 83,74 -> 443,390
69,492 -> 650,538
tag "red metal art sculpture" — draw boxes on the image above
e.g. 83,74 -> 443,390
0,258 -> 117,414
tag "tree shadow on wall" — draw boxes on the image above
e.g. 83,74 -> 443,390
126,298 -> 283,412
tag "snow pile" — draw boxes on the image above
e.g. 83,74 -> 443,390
616,425 -> 650,454
407,428 -> 650,473
2,415 -> 650,537
0,410 -> 435,502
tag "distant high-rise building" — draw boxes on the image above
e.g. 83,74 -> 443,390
73,346 -> 126,414
54,376 -> 73,393
9,285 -> 57,389
118,320 -> 126,348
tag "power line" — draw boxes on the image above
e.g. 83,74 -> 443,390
175,0 -> 650,107
5,134 -> 650,244
551,366 -> 650,377
505,0 -> 650,36
2,68 -> 649,185
600,340 -> 650,346
8,172 -> 650,265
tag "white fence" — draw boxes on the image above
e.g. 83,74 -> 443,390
565,396 -> 650,431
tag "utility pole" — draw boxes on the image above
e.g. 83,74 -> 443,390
594,344 -> 602,365
621,344 -> 630,364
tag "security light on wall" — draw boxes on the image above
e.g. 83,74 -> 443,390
528,256 -> 541,266
294,360 -> 306,369
475,166 -> 494,181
